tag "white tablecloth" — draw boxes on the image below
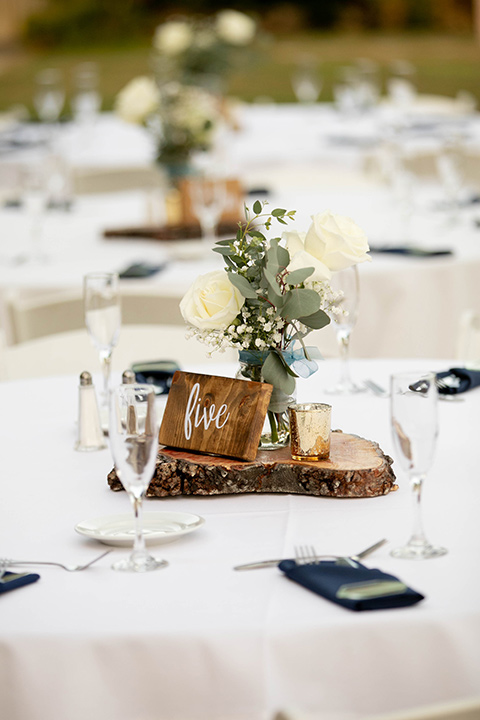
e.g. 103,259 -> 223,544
1,358 -> 479,720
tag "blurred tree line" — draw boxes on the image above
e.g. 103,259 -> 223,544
24,0 -> 474,47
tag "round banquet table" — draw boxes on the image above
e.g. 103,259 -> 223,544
1,357 -> 479,720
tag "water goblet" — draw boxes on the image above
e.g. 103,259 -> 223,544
327,266 -> 363,394
109,384 -> 167,572
390,371 -> 447,560
84,272 -> 121,418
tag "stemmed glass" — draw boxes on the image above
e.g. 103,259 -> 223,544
109,384 -> 167,572
84,272 -> 121,420
291,59 -> 322,104
327,266 -> 363,394
33,68 -> 65,148
189,176 -> 227,245
390,371 -> 448,560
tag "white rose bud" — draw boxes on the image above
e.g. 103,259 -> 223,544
153,21 -> 193,56
114,76 -> 160,124
180,270 -> 245,331
215,10 -> 256,46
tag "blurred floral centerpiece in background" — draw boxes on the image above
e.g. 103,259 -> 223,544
115,77 -> 218,177
153,9 -> 259,90
180,202 -> 371,449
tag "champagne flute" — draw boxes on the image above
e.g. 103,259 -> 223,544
327,266 -> 363,394
390,371 -> 447,560
109,384 -> 167,572
84,273 -> 121,418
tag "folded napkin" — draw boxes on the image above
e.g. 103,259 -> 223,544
369,245 -> 452,257
436,367 -> 480,394
278,560 -> 424,611
131,360 -> 180,395
119,262 -> 167,279
0,571 -> 40,594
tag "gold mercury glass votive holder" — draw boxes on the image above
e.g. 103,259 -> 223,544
288,403 -> 332,461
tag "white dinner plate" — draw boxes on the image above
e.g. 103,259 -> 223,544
75,511 -> 205,547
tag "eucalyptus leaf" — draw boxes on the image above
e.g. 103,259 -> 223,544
213,247 -> 233,256
228,272 -> 258,299
262,352 -> 296,395
253,200 -> 262,214
276,244 -> 290,268
286,267 -> 314,285
263,267 -> 281,294
267,285 -> 285,308
215,238 -> 233,246
272,208 -> 286,217
272,348 -> 298,377
298,308 -> 331,330
282,289 -> 320,321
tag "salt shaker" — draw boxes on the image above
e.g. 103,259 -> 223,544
75,371 -> 107,451
122,369 -> 136,384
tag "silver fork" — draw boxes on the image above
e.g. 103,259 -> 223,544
0,550 -> 113,572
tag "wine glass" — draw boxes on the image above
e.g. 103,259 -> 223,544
109,384 -> 167,572
33,68 -> 65,148
189,176 -> 227,245
390,371 -> 447,560
84,273 -> 121,420
291,58 -> 322,104
327,266 -> 363,394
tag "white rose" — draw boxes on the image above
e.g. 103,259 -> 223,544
284,230 -> 332,282
180,270 -> 245,331
215,10 -> 256,46
285,212 -> 370,279
153,21 -> 193,56
114,76 -> 160,124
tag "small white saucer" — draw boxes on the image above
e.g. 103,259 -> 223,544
75,511 -> 205,547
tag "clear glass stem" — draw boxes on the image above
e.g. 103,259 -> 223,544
131,492 -> 146,561
201,219 -> 216,244
339,332 -> 352,386
99,350 -> 112,405
408,473 -> 428,548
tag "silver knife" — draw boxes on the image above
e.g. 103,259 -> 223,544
233,538 -> 388,571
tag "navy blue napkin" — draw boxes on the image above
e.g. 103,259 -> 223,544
436,368 -> 480,394
278,560 -> 424,611
0,572 -> 40,594
369,246 -> 452,257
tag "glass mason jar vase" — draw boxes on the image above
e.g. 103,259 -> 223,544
236,350 -> 296,450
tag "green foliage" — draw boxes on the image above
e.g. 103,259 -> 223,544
213,201 -> 330,393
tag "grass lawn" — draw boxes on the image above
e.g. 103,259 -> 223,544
0,31 -> 479,113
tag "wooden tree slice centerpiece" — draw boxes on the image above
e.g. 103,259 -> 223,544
107,430 -> 397,499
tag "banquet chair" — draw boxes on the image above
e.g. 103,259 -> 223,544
3,286 -> 185,345
0,324 -> 236,381
272,696 -> 480,720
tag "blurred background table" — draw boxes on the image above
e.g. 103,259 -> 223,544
1,105 -> 480,365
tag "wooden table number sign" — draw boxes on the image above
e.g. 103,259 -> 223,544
158,371 -> 273,461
